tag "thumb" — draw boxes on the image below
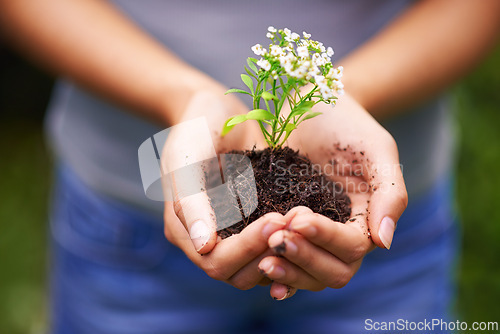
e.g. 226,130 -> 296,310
161,116 -> 219,254
366,165 -> 408,250
173,188 -> 218,254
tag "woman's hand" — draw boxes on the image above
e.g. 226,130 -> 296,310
162,90 -> 283,290
258,93 -> 407,299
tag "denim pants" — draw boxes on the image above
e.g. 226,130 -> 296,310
49,166 -> 459,334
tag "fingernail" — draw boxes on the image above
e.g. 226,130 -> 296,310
291,222 -> 317,237
379,216 -> 395,250
189,220 -> 211,251
259,259 -> 285,279
269,232 -> 297,255
259,258 -> 274,274
285,240 -> 297,254
276,285 -> 292,301
262,220 -> 286,239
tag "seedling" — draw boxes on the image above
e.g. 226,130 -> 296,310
222,27 -> 344,148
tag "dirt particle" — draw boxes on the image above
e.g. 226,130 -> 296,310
273,241 -> 287,255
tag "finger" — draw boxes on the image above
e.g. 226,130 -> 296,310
161,116 -> 219,254
202,213 -> 286,279
365,148 -> 408,250
165,209 -> 287,282
258,255 -> 324,291
227,248 -> 275,290
270,282 -> 297,301
173,190 -> 218,254
283,206 -> 314,224
289,211 -> 372,264
267,230 -> 362,288
258,277 -> 273,286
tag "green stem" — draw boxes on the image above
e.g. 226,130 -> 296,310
271,78 -> 279,146
253,78 -> 273,144
274,85 -> 319,147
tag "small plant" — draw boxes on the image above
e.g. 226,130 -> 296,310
222,26 -> 344,148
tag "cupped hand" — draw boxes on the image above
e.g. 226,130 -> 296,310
162,89 -> 282,290
258,93 -> 407,298
162,89 -> 260,252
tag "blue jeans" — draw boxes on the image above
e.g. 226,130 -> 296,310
49,166 -> 459,334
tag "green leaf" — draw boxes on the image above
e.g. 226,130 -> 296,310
246,109 -> 276,121
247,57 -> 258,73
227,114 -> 248,127
244,66 -> 257,79
225,88 -> 251,96
261,91 -> 278,101
289,100 -> 315,118
241,74 -> 254,92
221,118 -> 235,136
302,111 -> 323,121
284,123 -> 296,134
285,78 -> 296,90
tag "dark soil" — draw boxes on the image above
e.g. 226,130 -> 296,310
216,147 -> 351,239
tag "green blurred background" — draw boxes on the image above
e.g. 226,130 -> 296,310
0,42 -> 499,333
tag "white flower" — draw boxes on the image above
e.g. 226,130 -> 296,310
297,45 -> 308,58
257,58 -> 271,71
298,39 -> 310,47
326,66 -> 344,80
320,86 -> 334,100
270,45 -> 283,57
249,27 -> 343,107
301,60 -> 311,69
279,52 -> 296,67
306,64 -> 320,80
309,65 -> 320,76
295,61 -> 310,79
312,53 -> 327,67
337,65 -> 344,76
314,75 -> 326,85
283,28 -> 294,42
333,81 -> 344,94
326,68 -> 335,80
251,44 -> 266,56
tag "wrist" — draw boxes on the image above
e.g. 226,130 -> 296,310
157,67 -> 225,126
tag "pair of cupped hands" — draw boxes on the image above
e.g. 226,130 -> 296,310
162,90 -> 407,300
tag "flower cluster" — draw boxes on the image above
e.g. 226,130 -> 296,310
252,26 -> 344,100
222,27 -> 345,149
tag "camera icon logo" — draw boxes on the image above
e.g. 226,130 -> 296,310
138,117 -> 258,230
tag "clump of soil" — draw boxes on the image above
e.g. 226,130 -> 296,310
216,147 -> 351,239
